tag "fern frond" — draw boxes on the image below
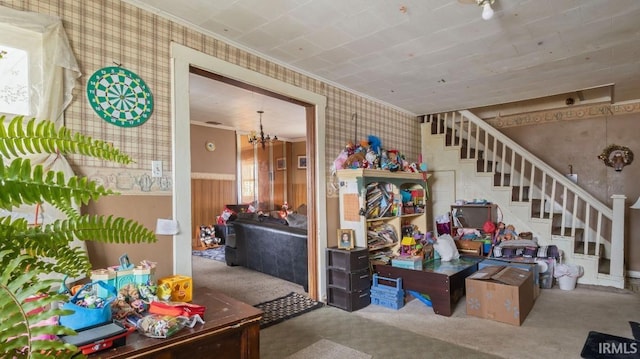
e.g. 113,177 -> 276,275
0,255 -> 78,358
0,116 -> 134,164
0,157 -> 115,211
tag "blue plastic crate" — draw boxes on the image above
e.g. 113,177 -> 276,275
372,274 -> 403,292
371,294 -> 404,309
371,274 -> 404,308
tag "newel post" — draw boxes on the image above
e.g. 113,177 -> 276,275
610,194 -> 626,280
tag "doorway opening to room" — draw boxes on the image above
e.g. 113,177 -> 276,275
170,43 -> 327,302
188,67 -> 312,301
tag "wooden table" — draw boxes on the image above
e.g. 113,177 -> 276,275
375,256 -> 482,316
91,289 -> 262,359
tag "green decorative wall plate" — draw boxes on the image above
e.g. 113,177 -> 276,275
87,66 -> 154,127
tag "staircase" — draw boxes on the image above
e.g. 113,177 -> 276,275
422,110 -> 626,289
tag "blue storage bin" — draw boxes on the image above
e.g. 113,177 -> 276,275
371,274 -> 404,310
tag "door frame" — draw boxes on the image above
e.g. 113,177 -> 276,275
170,43 -> 327,300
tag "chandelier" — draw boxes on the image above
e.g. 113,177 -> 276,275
248,110 -> 277,149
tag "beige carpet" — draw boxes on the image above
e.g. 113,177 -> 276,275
285,339 -> 372,359
193,255 -> 640,359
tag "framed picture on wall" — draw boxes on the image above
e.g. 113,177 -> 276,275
297,155 -> 307,169
276,157 -> 286,170
337,229 -> 355,250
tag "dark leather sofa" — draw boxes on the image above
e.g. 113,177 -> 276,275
226,218 -> 308,291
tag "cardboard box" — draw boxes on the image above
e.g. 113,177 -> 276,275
479,258 -> 540,299
465,266 -> 534,326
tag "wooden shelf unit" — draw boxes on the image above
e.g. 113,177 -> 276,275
337,169 -> 430,264
450,203 -> 498,236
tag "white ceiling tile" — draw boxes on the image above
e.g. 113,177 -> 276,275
305,27 -> 355,51
128,0 -> 640,130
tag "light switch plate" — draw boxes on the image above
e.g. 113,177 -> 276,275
151,160 -> 162,178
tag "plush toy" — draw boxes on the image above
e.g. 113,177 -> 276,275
386,150 -> 400,172
503,224 -> 517,240
216,207 -> 235,225
367,135 -> 382,154
331,149 -> 349,173
365,148 -> 378,169
344,152 -> 366,168
495,222 -> 518,243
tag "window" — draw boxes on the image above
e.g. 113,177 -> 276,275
0,45 -> 30,115
0,20 -> 46,118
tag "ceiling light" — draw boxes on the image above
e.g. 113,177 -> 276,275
477,0 -> 495,20
248,110 -> 277,150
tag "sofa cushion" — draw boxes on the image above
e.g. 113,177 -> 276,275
258,215 -> 288,226
286,213 -> 307,229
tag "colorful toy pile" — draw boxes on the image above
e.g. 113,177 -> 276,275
331,135 -> 427,174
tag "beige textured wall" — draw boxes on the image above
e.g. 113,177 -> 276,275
501,112 -> 640,272
83,196 -> 173,280
190,125 -> 236,175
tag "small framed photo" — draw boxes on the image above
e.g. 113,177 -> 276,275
297,155 -> 307,169
276,157 -> 286,170
337,229 -> 355,250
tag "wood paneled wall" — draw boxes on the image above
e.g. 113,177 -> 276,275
191,178 -> 236,246
291,183 -> 307,210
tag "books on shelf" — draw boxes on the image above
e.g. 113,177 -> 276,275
365,182 -> 394,219
367,221 -> 398,249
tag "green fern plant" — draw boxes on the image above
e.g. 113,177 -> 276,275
0,115 -> 157,358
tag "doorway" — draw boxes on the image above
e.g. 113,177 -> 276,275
170,43 -> 328,300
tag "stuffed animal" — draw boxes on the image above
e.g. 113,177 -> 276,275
386,150 -> 400,172
344,152 -> 366,168
367,135 -> 382,154
365,148 -> 378,169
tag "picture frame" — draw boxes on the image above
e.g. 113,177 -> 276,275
337,229 -> 355,250
297,155 -> 307,169
276,157 -> 286,171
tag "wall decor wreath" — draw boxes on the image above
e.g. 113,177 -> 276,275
597,144 -> 634,172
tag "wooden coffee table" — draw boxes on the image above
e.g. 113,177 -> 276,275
90,289 -> 261,358
374,256 -> 483,316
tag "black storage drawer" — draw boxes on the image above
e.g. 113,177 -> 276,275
326,247 -> 368,271
327,268 -> 370,291
327,287 -> 370,312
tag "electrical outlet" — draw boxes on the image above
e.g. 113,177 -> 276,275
151,160 -> 162,178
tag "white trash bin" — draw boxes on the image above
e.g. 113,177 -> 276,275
554,263 -> 584,290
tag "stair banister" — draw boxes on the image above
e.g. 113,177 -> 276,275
459,110 -> 613,218
611,195 -> 626,279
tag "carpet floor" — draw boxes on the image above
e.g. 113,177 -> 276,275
285,339 -> 372,359
192,255 -> 640,359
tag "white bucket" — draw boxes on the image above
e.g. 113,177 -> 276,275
558,275 -> 578,290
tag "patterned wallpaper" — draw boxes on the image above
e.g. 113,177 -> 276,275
0,0 -> 421,196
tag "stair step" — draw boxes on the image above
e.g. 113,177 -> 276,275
552,226 -> 584,239
460,147 -> 483,160
476,159 -> 497,173
574,240 -> 603,256
494,173 -> 511,186
599,258 -> 610,275
511,186 -> 530,202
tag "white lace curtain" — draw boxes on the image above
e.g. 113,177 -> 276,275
0,5 -> 85,259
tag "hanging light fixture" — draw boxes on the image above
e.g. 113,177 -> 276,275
248,110 -> 277,150
477,0 -> 495,20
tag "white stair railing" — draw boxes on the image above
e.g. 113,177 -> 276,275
426,110 -> 625,282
